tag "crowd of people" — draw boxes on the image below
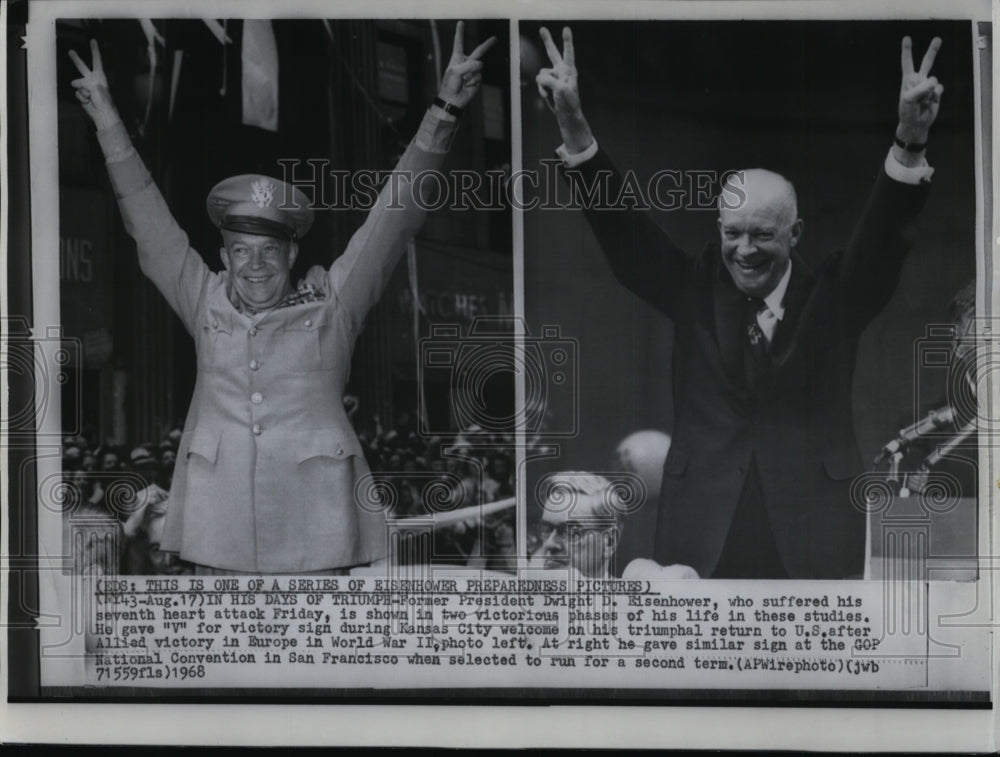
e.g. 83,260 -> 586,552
62,398 -> 518,575
351,401 -> 518,570
61,424 -> 187,575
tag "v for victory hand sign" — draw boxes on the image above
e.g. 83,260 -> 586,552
438,21 -> 496,110
535,26 -> 594,155
68,39 -> 121,130
897,36 -> 944,145
536,26 -> 580,117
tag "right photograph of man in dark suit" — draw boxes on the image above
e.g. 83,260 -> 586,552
523,21 -> 978,580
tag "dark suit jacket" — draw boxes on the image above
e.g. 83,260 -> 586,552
566,149 -> 930,578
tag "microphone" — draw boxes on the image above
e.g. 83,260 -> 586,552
874,406 -> 956,466
920,417 -> 977,471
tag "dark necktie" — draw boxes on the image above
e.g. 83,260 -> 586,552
744,297 -> 770,385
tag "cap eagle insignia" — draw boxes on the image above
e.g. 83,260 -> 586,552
250,178 -> 276,209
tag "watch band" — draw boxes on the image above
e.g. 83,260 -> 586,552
432,97 -> 463,118
893,135 -> 928,153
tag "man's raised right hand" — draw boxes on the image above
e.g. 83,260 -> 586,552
535,26 -> 595,155
68,39 -> 121,130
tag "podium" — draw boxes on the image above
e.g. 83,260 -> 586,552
868,496 -> 977,582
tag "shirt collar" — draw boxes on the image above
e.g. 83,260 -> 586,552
762,261 -> 793,319
226,276 -> 325,315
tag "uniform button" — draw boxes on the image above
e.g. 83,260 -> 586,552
251,392 -> 263,404
304,319 -> 312,327
252,424 -> 262,436
336,447 -> 345,457
250,359 -> 260,371
249,327 -> 258,337
212,319 -> 219,328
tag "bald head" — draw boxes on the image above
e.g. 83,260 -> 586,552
720,169 -> 798,224
717,168 -> 803,298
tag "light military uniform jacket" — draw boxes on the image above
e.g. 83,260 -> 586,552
97,110 -> 456,572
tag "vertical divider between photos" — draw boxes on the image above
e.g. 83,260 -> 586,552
970,20 -> 992,569
969,20 -> 997,678
509,19 -> 528,565
27,2 -> 76,690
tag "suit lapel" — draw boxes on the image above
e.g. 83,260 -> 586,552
769,252 -> 814,360
712,260 -> 747,384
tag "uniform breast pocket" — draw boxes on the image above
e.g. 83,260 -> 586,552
273,314 -> 325,372
198,319 -> 240,372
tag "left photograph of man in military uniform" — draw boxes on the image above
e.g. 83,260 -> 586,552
56,19 -> 514,576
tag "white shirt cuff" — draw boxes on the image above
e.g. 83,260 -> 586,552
884,149 -> 934,184
414,108 -> 458,154
556,139 -> 599,168
427,102 -> 458,124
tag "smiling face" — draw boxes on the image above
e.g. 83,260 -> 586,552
718,169 -> 802,298
220,230 -> 297,311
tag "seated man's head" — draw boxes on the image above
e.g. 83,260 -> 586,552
718,169 -> 802,298
614,429 -> 671,505
535,472 -> 623,578
207,175 -> 314,311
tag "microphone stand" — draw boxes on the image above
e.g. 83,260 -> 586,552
874,414 -> 977,498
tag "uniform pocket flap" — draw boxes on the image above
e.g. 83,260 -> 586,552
664,448 -> 689,477
282,311 -> 327,332
296,429 -> 364,464
202,308 -> 233,334
822,448 -> 862,481
187,427 -> 221,464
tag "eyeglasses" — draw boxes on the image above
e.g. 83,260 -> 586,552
537,519 -> 616,543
